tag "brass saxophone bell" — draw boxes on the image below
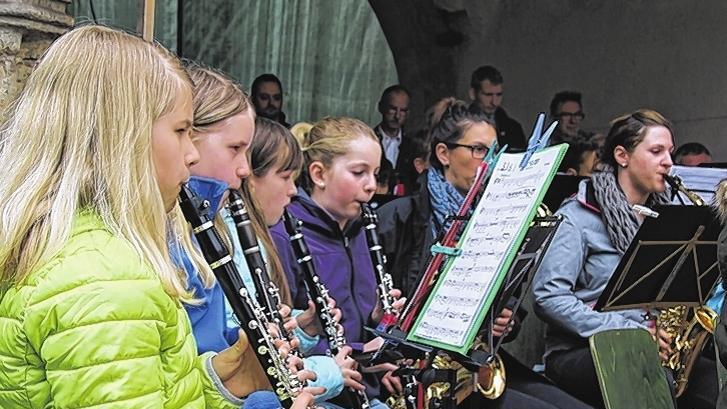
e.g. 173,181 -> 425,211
476,354 -> 507,399
695,305 -> 718,333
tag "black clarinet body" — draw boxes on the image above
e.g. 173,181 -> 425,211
281,209 -> 346,353
282,209 -> 370,409
361,203 -> 397,330
227,189 -> 289,340
178,184 -> 299,408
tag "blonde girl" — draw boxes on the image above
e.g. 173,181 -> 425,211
270,117 -> 405,409
179,64 -> 319,408
0,25 -> 255,409
244,117 -> 368,407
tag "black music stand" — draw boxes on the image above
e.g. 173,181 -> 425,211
483,215 -> 562,357
368,216 -> 561,363
541,174 -> 586,212
595,205 -> 721,312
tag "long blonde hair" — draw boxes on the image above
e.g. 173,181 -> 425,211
186,63 -> 250,137
0,25 -> 193,300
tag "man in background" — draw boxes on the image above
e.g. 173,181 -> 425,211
673,142 -> 713,166
251,73 -> 290,127
549,90 -> 595,144
468,65 -> 526,150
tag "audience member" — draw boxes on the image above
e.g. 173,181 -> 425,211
396,128 -> 430,193
558,137 -> 601,177
673,142 -> 713,166
374,85 -> 411,170
251,73 -> 290,127
549,91 -> 595,143
376,157 -> 393,195
468,65 -> 527,150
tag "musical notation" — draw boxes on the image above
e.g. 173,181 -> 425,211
411,146 -> 566,348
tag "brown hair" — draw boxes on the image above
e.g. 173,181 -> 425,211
601,109 -> 674,169
428,97 -> 494,171
236,117 -> 306,306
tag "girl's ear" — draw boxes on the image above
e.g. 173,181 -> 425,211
308,161 -> 327,190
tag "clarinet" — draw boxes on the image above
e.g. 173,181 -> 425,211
177,184 -> 301,408
227,189 -> 290,344
282,209 -> 371,409
360,204 -> 419,409
361,203 -> 398,331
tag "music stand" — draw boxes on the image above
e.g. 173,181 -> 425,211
483,215 -> 562,357
595,205 -> 721,312
541,174 -> 586,212
369,216 -> 562,359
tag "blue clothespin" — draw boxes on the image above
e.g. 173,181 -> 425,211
519,113 -> 559,170
485,142 -> 508,180
483,140 -> 499,166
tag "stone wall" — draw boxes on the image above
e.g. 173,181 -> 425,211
0,0 -> 73,110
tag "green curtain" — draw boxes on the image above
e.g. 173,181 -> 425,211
70,0 -> 178,51
70,0 -> 397,126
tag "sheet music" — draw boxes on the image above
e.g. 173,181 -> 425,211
670,165 -> 727,204
410,146 -> 565,348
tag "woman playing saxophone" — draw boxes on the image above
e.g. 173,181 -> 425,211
533,109 -> 717,409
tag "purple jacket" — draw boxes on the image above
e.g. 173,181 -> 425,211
270,191 -> 379,355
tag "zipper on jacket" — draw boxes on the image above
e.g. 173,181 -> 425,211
341,232 -> 367,341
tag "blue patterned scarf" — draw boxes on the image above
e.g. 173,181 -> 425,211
427,168 -> 466,237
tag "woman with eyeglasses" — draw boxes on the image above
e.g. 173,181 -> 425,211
377,98 -> 493,297
376,98 -> 591,409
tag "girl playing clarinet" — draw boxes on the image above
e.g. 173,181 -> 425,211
270,117 -> 405,408
0,25 -> 279,409
180,64 -> 356,407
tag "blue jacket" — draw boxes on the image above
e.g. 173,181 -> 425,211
532,180 -> 649,361
182,177 -> 344,403
173,238 -> 239,354
270,189 -> 382,399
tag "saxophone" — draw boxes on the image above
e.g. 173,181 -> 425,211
657,174 -> 719,396
178,185 -> 305,408
281,209 -> 371,409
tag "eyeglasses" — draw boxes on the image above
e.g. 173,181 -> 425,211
558,111 -> 585,120
445,142 -> 490,159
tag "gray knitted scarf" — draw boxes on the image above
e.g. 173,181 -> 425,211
591,164 -> 672,254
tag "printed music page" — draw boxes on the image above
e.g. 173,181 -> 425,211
408,144 -> 567,354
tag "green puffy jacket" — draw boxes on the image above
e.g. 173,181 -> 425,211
0,212 -> 242,409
